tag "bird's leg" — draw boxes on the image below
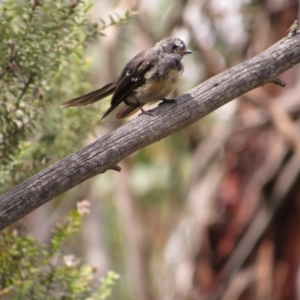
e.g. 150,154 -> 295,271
159,98 -> 177,106
137,102 -> 153,117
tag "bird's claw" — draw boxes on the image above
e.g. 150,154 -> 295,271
159,98 -> 177,106
139,107 -> 153,117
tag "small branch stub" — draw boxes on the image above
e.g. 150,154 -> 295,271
271,78 -> 286,87
110,165 -> 122,172
287,20 -> 299,38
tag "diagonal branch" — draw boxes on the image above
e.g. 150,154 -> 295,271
1,33 -> 300,230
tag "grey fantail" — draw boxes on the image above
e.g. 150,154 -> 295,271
60,37 -> 192,119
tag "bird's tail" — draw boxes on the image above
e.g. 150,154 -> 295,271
60,82 -> 116,108
115,105 -> 141,119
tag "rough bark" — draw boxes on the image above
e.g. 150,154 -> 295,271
1,33 -> 300,230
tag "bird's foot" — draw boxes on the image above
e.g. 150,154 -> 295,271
139,106 -> 153,117
159,98 -> 177,106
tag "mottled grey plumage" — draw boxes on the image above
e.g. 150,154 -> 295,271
60,37 -> 192,119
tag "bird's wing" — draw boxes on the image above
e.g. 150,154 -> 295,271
100,51 -> 155,119
111,51 -> 155,107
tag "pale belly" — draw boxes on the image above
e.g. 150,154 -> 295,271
127,68 -> 183,105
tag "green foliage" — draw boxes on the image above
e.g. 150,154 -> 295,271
0,0 -> 96,191
0,0 -> 136,193
98,10 -> 138,36
0,0 -> 97,162
0,203 -> 119,300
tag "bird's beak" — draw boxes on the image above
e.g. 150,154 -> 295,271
184,49 -> 192,54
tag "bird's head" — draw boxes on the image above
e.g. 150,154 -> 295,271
157,37 -> 192,58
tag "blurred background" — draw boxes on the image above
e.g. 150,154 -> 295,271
2,0 -> 300,299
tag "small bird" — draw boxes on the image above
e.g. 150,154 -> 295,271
60,37 -> 192,119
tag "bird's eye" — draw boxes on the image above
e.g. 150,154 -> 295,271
171,44 -> 177,50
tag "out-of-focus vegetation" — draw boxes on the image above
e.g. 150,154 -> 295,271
0,0 -> 99,191
0,0 -> 134,192
0,201 -> 119,299
2,0 -> 300,299
0,0 -> 130,298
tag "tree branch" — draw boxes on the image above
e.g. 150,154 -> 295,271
1,33 -> 300,230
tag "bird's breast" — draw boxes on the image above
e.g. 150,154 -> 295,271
130,66 -> 183,104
